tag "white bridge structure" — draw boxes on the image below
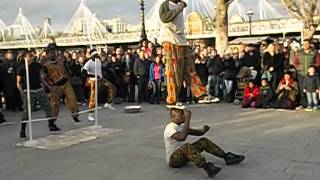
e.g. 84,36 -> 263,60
0,0 -> 318,49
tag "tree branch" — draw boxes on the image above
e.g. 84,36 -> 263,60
281,0 -> 304,20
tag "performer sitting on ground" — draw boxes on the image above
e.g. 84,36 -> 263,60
44,50 -> 80,123
82,49 -> 116,121
164,105 -> 245,178
17,51 -> 60,139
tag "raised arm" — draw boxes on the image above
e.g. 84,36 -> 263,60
159,1 -> 186,23
171,110 -> 191,141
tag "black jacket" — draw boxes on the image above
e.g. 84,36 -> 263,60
223,57 -> 237,80
243,51 -> 261,71
262,52 -> 285,73
133,58 -> 149,78
207,56 -> 224,75
303,75 -> 320,92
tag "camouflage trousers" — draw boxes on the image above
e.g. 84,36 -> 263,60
162,42 -> 207,104
50,81 -> 79,118
169,138 -> 225,168
88,78 -> 116,112
22,88 -> 53,121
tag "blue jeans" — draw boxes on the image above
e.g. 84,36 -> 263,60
306,92 -> 319,107
207,75 -> 221,97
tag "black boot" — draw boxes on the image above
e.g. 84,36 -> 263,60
20,122 -> 27,139
73,116 -> 80,123
224,152 -> 245,165
203,162 -> 221,178
0,115 -> 6,124
48,119 -> 61,132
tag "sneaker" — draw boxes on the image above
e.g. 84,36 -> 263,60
73,117 -> 80,123
104,103 -> 115,110
305,107 -> 313,112
296,106 -> 304,110
88,113 -> 95,122
313,106 -> 319,110
203,162 -> 221,178
224,152 -> 245,165
211,97 -> 220,103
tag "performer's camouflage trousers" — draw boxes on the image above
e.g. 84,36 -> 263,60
50,82 -> 79,118
163,42 -> 207,104
89,78 -> 116,112
22,88 -> 53,121
169,138 -> 225,168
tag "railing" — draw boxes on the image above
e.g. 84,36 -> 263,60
0,18 -> 318,49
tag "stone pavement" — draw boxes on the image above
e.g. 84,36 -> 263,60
0,103 -> 320,180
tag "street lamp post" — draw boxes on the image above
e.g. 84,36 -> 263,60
246,9 -> 254,37
138,0 -> 147,42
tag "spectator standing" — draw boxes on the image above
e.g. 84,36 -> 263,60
303,66 -> 319,110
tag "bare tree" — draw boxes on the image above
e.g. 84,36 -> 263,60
215,0 -> 234,55
282,0 -> 320,39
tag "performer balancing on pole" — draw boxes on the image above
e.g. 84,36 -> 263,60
159,0 -> 213,105
164,105 -> 245,178
82,49 -> 116,121
17,51 -> 60,139
44,50 -> 80,123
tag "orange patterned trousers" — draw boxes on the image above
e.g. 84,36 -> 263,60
163,42 -> 207,104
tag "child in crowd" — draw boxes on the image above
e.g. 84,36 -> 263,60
256,79 -> 274,109
242,80 -> 259,108
164,105 -> 245,178
303,66 -> 320,111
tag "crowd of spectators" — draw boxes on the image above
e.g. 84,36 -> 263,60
0,37 -> 319,124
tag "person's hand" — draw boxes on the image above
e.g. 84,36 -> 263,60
303,89 -> 307,93
269,67 -> 274,72
184,110 -> 191,122
316,89 -> 319,93
202,125 -> 210,134
250,93 -> 253,97
179,0 -> 187,8
249,67 -> 254,70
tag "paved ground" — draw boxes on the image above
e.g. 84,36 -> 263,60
0,103 -> 320,180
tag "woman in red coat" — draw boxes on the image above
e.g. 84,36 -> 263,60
242,80 -> 260,108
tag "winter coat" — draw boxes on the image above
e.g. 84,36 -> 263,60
243,85 -> 260,102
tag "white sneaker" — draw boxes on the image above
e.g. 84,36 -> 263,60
104,103 -> 115,110
211,97 -> 220,103
88,113 -> 95,121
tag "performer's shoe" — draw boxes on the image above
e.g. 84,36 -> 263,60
0,118 -> 6,124
203,162 -> 221,178
104,103 -> 115,110
73,117 -> 80,123
224,152 -> 245,165
88,113 -> 95,122
49,124 -> 61,132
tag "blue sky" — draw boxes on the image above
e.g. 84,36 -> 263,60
0,0 -> 287,29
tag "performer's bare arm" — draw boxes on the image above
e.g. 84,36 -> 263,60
159,0 -> 186,23
188,125 -> 210,136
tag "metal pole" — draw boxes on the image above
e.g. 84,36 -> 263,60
22,20 -> 33,142
249,16 -> 252,37
94,51 -> 98,127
